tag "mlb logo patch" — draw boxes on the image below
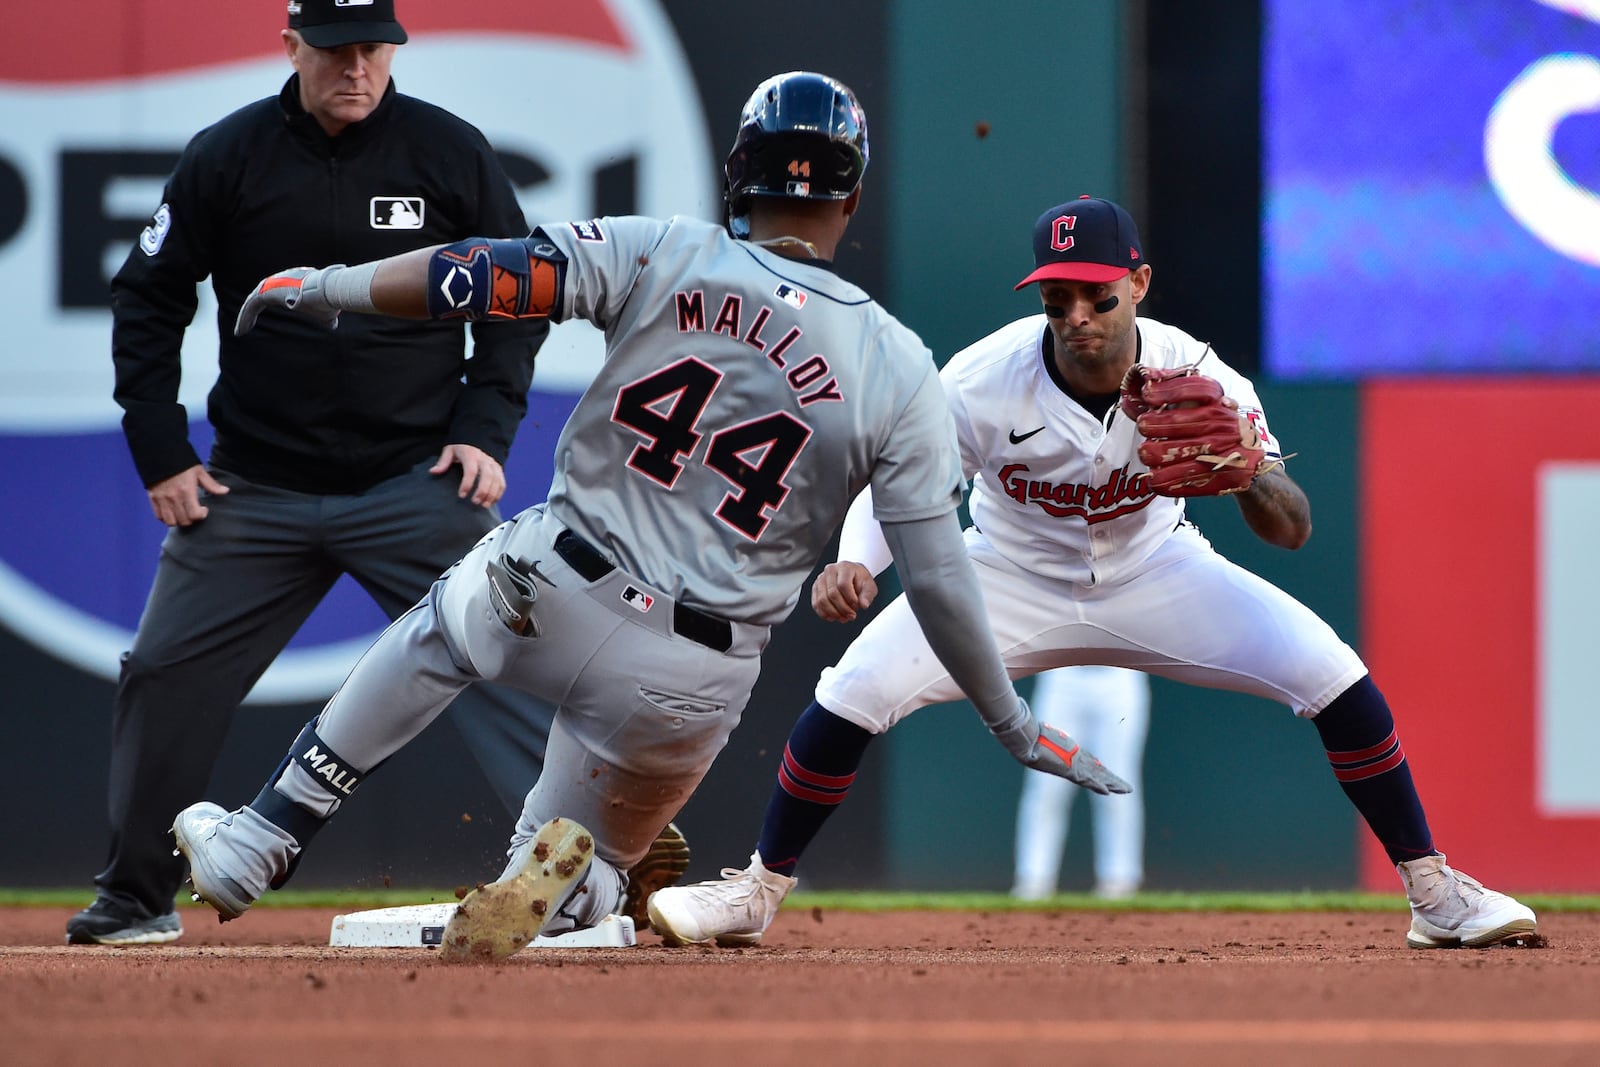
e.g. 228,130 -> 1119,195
371,197 -> 424,229
570,220 -> 606,242
620,585 -> 655,614
775,283 -> 807,310
336,1 -> 377,8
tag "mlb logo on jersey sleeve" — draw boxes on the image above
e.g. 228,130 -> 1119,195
570,220 -> 606,242
371,197 -> 424,229
774,283 -> 807,309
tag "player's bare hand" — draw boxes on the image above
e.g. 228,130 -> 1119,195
234,265 -> 345,335
811,561 -> 877,623
433,444 -> 505,507
147,465 -> 229,528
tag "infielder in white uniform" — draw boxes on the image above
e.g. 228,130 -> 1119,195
169,75 -> 1128,961
1012,665 -> 1150,900
648,196 -> 1537,952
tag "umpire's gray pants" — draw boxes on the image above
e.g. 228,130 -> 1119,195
97,462 -> 555,920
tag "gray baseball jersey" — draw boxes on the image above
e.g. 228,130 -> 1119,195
527,214 -> 962,626
264,214 -> 967,908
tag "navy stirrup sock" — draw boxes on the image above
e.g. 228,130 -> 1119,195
756,701 -> 876,876
1313,675 -> 1435,865
248,718 -> 374,887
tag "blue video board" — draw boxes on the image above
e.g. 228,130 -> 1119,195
1264,0 -> 1600,377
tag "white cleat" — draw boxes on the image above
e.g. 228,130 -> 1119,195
171,802 -> 299,922
647,850 -> 797,947
439,817 -> 594,963
1398,853 -> 1538,949
1010,880 -> 1055,903
1093,879 -> 1141,902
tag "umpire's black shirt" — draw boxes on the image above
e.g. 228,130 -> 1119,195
111,75 -> 546,494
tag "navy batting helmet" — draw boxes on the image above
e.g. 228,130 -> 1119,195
724,71 -> 869,231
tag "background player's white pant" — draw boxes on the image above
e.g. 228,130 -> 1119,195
1012,665 -> 1150,899
816,522 -> 1366,731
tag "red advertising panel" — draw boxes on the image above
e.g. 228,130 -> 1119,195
1362,380 -> 1600,891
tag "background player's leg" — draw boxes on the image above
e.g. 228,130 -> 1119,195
1083,667 -> 1149,897
1011,668 -> 1083,899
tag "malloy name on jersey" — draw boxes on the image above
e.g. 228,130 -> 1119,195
673,288 -> 845,407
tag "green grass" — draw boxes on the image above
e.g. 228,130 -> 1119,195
10,887 -> 1600,912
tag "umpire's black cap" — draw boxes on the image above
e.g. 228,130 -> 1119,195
288,0 -> 408,48
1015,196 -> 1144,289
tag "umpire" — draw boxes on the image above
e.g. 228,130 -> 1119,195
67,0 -> 555,944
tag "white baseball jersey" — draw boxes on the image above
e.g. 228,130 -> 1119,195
817,312 -> 1366,732
526,215 -> 963,626
950,315 -> 1282,586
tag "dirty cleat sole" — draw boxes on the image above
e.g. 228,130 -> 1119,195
1407,915 -> 1539,949
439,817 -> 594,963
624,823 -> 691,931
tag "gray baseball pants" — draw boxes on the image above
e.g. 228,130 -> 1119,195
95,461 -> 555,920
276,504 -> 768,905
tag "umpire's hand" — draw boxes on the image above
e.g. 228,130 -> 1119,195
146,464 -> 230,527
433,444 -> 505,507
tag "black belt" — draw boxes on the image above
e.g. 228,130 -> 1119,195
553,530 -> 733,653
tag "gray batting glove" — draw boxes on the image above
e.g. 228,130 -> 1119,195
989,700 -> 1132,795
234,265 -> 346,335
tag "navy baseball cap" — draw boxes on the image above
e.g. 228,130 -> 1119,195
1014,195 -> 1144,289
288,0 -> 408,48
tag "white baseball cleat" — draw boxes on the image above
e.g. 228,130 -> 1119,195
1093,879 -> 1141,901
1010,879 -> 1055,902
172,802 -> 299,922
647,850 -> 797,947
439,817 -> 594,963
1398,853 -> 1538,949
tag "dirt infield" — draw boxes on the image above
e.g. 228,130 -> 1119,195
5,906 -> 1598,1066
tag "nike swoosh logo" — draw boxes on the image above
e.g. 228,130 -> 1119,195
1008,426 -> 1046,444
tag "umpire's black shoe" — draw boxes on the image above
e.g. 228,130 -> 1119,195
65,897 -> 182,945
